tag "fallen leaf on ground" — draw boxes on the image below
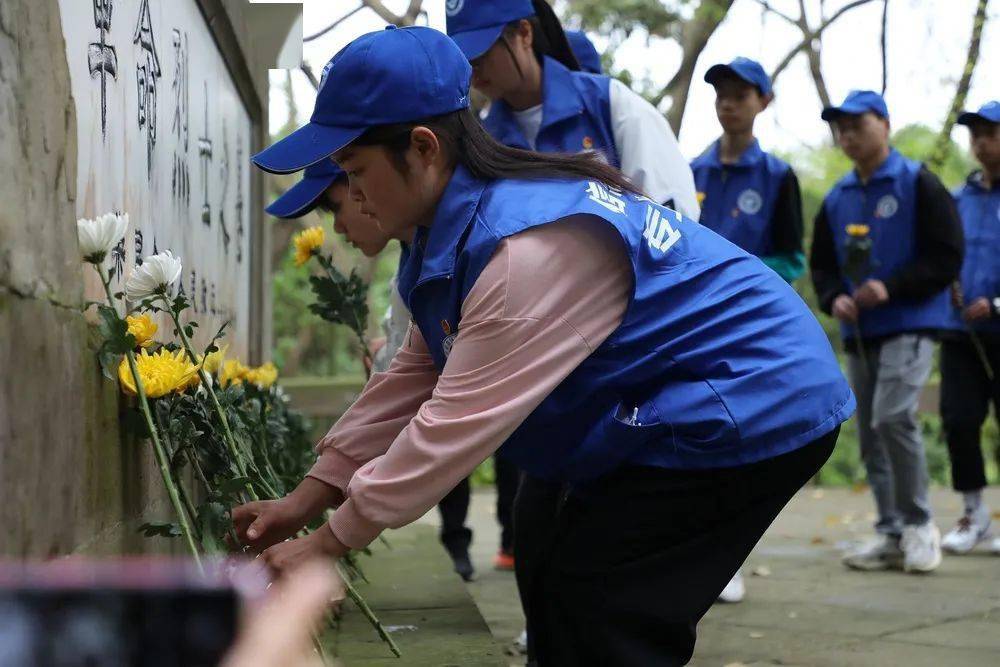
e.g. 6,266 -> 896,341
751,565 -> 771,577
811,536 -> 826,545
788,611 -> 799,619
851,481 -> 869,494
749,632 -> 765,639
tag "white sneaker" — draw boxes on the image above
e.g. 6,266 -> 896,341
513,629 -> 527,654
941,507 -> 991,554
990,537 -> 1000,555
717,569 -> 745,603
901,522 -> 942,573
843,534 -> 904,571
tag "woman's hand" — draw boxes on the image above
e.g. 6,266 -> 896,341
260,524 -> 351,579
232,478 -> 343,553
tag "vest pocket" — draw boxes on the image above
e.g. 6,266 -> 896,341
648,377 -> 739,451
561,400 -> 668,482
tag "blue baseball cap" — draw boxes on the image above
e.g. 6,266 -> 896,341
821,90 -> 889,121
266,160 -> 344,219
445,0 -> 534,61
252,26 -> 472,174
566,30 -> 602,74
957,100 -> 1000,126
704,57 -> 772,96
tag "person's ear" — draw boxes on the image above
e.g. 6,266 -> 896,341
408,126 -> 442,170
760,92 -> 774,111
516,18 -> 533,50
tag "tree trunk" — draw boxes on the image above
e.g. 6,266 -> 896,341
654,0 -> 736,134
929,0 -> 989,171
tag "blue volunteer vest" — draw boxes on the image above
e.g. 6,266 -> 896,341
482,56 -> 619,167
397,166 -> 855,482
943,172 -> 1000,335
822,149 -> 950,341
690,139 -> 790,256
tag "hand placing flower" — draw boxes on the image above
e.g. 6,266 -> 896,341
293,226 -> 325,267
126,313 -> 158,348
77,213 -> 128,264
125,250 -> 183,302
260,524 -> 349,579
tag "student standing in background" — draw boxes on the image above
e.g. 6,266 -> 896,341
939,101 -> 1000,556
691,57 -> 804,285
810,90 -> 963,574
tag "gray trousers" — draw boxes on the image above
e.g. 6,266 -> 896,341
848,334 -> 934,534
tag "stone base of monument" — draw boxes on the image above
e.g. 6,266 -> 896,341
329,524 -> 506,665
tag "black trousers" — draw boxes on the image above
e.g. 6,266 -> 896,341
438,453 -> 521,555
940,337 -> 1000,492
514,429 -> 838,666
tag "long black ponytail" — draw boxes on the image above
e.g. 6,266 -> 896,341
353,108 -> 642,196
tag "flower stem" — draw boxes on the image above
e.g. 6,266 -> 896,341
335,561 -> 401,657
162,297 -> 260,502
317,258 -> 372,377
96,267 -> 202,569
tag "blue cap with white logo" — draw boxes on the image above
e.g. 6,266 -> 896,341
266,160 -> 344,219
704,57 -> 772,96
821,90 -> 889,121
565,30 -> 602,74
252,26 -> 472,174
957,100 -> 1000,126
445,0 -> 534,61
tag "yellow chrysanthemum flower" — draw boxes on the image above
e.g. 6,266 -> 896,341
118,348 -> 200,398
126,313 -> 158,348
244,362 -> 279,389
845,224 -> 871,238
219,359 -> 251,388
199,344 -> 229,375
293,226 -> 325,267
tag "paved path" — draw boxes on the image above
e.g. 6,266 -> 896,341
418,486 -> 1000,666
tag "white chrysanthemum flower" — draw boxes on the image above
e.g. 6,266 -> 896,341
125,250 -> 183,302
77,212 -> 128,263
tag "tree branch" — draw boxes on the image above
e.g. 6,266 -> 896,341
929,0 -> 989,170
300,62 -> 319,90
752,0 -> 798,26
770,0 -> 880,81
880,0 -> 889,95
361,0 -> 423,27
304,4 -> 364,42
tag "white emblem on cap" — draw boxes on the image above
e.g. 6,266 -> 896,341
446,0 -> 465,16
875,194 -> 899,218
318,59 -> 335,93
737,189 -> 763,215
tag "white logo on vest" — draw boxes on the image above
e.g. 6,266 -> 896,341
446,0 -> 465,16
875,194 -> 899,218
737,189 -> 763,215
441,333 -> 458,358
643,204 -> 682,253
586,181 -> 627,215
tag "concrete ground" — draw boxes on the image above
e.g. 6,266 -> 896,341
419,486 -> 1000,666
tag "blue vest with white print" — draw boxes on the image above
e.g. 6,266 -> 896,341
396,165 -> 855,482
691,139 -> 790,256
943,172 -> 1000,335
822,149 -> 950,341
482,56 -> 619,167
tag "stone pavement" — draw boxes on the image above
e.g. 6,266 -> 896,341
417,486 -> 1000,666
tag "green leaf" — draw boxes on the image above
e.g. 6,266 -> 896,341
137,522 -> 182,538
197,502 -> 230,555
218,476 -> 252,495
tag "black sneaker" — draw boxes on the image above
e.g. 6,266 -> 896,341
451,551 -> 476,582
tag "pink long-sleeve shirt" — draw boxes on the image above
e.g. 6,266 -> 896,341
307,215 -> 632,549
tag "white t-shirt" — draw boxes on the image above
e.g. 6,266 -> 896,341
506,78 -> 699,221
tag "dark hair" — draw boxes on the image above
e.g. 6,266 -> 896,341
499,1 -> 579,72
353,108 -> 641,195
